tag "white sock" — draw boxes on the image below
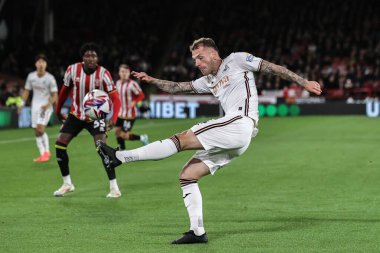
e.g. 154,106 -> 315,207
42,133 -> 50,153
35,136 -> 45,155
109,179 -> 120,191
63,175 -> 72,185
182,183 -> 205,236
116,139 -> 179,163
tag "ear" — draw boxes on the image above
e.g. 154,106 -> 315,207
207,48 -> 214,56
212,50 -> 219,60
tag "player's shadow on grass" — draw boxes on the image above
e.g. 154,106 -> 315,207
133,216 -> 380,242
210,217 -> 380,239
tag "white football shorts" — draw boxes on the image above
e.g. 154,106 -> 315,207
31,106 -> 53,128
190,115 -> 258,174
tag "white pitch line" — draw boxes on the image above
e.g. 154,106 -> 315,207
0,119 -> 201,145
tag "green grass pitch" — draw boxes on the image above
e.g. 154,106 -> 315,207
0,116 -> 379,252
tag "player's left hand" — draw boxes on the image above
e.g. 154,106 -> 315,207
303,81 -> 322,95
56,113 -> 67,123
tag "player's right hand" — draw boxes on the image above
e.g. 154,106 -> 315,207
131,71 -> 154,83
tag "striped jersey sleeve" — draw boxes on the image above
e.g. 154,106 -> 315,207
233,52 -> 263,72
63,65 -> 73,87
191,77 -> 211,94
131,80 -> 143,95
101,68 -> 115,92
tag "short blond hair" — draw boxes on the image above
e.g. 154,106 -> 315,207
189,38 -> 219,53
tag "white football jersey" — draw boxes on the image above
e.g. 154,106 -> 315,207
190,52 -> 262,122
25,71 -> 58,108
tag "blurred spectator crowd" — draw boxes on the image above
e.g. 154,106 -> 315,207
1,0 -> 379,106
161,0 -> 380,99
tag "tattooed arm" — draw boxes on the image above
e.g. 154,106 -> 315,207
150,79 -> 194,94
259,60 -> 322,95
131,71 -> 194,94
260,60 -> 307,86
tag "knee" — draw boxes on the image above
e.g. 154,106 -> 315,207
115,129 -> 122,138
171,130 -> 201,150
55,137 -> 69,155
179,158 -> 210,181
35,125 -> 46,135
174,131 -> 187,141
171,129 -> 192,148
55,140 -> 67,148
35,129 -> 44,137
118,130 -> 129,139
55,140 -> 67,158
179,164 -> 191,180
169,134 -> 182,152
56,133 -> 71,147
179,170 -> 188,180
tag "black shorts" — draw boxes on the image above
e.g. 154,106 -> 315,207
116,118 -> 136,132
60,114 -> 107,137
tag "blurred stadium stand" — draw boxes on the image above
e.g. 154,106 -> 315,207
0,0 -> 379,107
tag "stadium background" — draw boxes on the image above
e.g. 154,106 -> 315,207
1,0 -> 380,125
0,0 -> 379,252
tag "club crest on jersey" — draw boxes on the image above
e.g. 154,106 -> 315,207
75,77 -> 80,82
246,54 -> 254,62
222,64 -> 229,73
95,79 -> 100,86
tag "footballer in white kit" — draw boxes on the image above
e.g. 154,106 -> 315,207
96,38 -> 322,244
189,52 -> 261,174
25,71 -> 58,127
22,54 -> 58,162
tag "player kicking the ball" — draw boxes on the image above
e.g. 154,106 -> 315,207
96,38 -> 322,243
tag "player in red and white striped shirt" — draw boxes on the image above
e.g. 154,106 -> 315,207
53,43 -> 122,198
115,64 -> 148,150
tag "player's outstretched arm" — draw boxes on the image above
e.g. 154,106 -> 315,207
260,60 -> 322,95
132,71 -> 193,94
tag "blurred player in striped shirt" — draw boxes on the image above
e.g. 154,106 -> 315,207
115,64 -> 148,150
53,43 -> 122,198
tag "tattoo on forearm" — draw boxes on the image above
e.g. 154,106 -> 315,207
260,60 -> 307,86
153,79 -> 194,93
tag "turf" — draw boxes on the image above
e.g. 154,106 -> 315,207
0,116 -> 379,252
